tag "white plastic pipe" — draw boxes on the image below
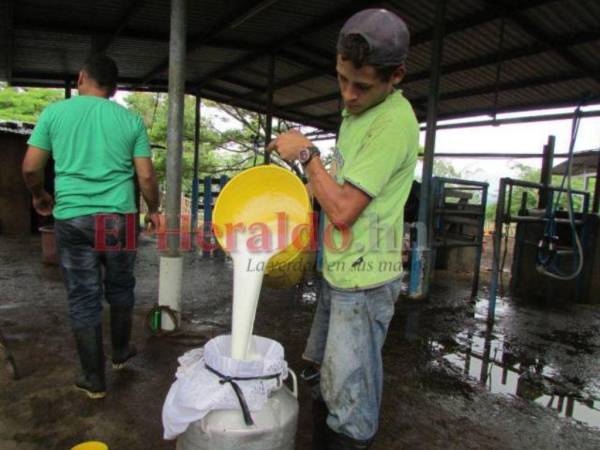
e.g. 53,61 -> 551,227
158,255 -> 183,331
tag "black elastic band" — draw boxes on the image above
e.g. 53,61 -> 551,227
204,364 -> 282,426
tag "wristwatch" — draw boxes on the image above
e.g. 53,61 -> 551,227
298,145 -> 321,166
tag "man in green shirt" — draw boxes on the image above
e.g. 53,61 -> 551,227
268,9 -> 418,449
22,54 -> 160,399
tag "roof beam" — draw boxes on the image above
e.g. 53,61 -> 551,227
499,8 -> 600,86
411,72 -> 595,105
422,109 -> 600,131
2,0 -> 14,83
220,0 -> 560,101
94,0 -> 145,54
12,71 -> 143,85
240,69 -> 323,102
137,0 -> 283,85
298,71 -> 595,111
432,95 -> 600,122
410,0 -> 558,47
15,21 -> 265,53
404,29 -> 600,84
192,0 -> 381,88
281,92 -> 339,110
9,69 -> 336,130
198,83 -> 337,131
15,20 -> 167,42
272,0 -> 560,75
246,23 -> 600,107
219,74 -> 263,92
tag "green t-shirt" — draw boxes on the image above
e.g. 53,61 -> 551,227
323,90 -> 418,290
28,95 -> 151,220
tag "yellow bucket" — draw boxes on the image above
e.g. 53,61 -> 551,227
213,165 -> 314,289
71,442 -> 108,450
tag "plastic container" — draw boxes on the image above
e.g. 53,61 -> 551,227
71,442 -> 108,450
212,165 -> 314,289
39,225 -> 58,265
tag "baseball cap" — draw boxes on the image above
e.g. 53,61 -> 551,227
337,8 -> 410,66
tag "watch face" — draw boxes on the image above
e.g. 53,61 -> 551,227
299,148 -> 310,163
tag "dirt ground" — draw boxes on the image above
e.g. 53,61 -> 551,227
1,234 -> 600,450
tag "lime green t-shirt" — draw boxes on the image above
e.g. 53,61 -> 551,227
323,90 -> 418,290
28,95 -> 151,220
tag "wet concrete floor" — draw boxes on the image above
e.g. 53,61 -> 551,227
1,234 -> 600,449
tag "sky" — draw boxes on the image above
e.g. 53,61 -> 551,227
115,91 -> 600,200
417,106 -> 600,197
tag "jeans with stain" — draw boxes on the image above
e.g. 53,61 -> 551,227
54,214 -> 137,330
303,277 -> 402,441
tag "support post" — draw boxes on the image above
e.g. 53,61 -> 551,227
191,95 -> 201,242
164,0 -> 186,255
409,0 -> 446,299
538,135 -> 555,209
264,53 -> 275,164
159,0 -> 186,331
593,152 -> 600,214
65,78 -> 72,99
202,177 -> 213,258
488,178 -> 508,324
471,183 -> 489,297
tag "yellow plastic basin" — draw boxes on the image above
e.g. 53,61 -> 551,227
213,165 -> 314,288
71,442 -> 108,450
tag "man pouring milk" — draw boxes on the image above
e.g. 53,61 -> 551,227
268,8 -> 418,450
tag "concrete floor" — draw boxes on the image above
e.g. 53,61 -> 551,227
1,234 -> 600,450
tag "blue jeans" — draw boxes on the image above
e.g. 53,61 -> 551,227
303,278 -> 402,441
54,214 -> 137,330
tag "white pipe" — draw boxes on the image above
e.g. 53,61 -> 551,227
158,255 -> 183,331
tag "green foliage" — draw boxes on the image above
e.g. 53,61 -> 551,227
432,159 -> 464,179
0,85 -> 298,196
415,153 -> 467,182
485,162 -> 594,226
123,93 -> 280,194
0,85 -> 63,122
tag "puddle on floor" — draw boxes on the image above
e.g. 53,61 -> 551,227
435,297 -> 600,430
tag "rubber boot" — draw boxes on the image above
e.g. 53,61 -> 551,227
328,431 -> 374,450
312,394 -> 330,450
73,325 -> 106,399
110,305 -> 137,370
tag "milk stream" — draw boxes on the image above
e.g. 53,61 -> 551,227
229,226 -> 279,360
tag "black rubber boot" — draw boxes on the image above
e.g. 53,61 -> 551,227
312,395 -> 330,450
301,364 -> 329,450
328,431 -> 374,450
110,305 -> 137,370
73,325 -> 106,399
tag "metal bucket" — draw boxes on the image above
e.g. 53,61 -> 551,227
176,370 -> 299,450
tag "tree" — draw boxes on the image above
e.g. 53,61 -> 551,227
0,85 -> 306,196
485,162 -> 592,225
0,84 -> 63,122
432,159 -> 463,179
123,92 -> 301,194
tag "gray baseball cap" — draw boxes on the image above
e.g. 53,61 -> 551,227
337,8 -> 410,66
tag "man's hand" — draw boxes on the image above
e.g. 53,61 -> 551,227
267,129 -> 313,162
32,191 -> 54,216
144,212 -> 161,233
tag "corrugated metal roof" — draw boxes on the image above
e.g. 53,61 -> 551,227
2,0 -> 599,131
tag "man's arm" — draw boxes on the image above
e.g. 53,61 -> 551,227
134,157 -> 160,231
22,146 -> 54,216
267,130 -> 371,228
303,158 -> 370,227
134,157 -> 159,213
